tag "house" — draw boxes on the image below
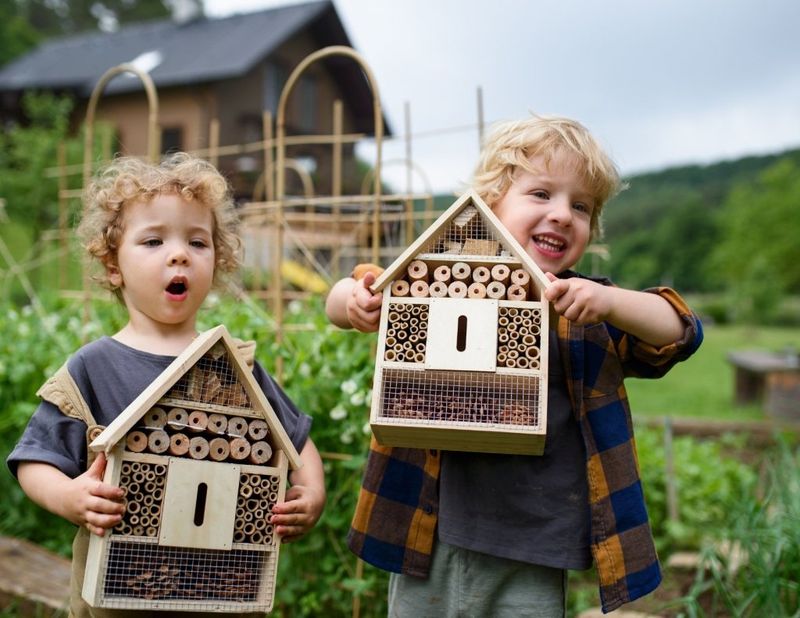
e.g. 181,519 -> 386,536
83,325 -> 301,612
368,190 -> 552,455
0,0 -> 390,196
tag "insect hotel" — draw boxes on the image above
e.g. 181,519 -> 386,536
83,325 -> 302,613
369,190 -> 551,455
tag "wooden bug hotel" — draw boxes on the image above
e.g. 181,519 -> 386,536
83,325 -> 302,613
369,190 -> 551,455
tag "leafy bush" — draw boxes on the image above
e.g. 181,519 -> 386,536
679,440 -> 800,617
636,427 -> 758,554
0,293 -> 388,615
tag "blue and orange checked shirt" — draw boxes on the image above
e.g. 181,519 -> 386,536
348,279 -> 703,613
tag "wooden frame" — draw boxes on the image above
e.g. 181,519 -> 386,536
82,325 -> 298,612
368,191 -> 550,455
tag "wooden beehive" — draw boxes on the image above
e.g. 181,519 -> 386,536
83,325 -> 302,613
369,190 -> 551,455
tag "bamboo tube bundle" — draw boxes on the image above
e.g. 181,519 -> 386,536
234,473 -> 281,545
116,461 -> 167,537
385,303 -> 428,364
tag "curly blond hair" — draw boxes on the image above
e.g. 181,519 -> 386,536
472,115 -> 623,240
78,152 -> 241,298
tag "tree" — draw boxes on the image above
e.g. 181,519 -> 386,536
9,0 -> 202,38
711,158 -> 800,321
0,0 -> 40,66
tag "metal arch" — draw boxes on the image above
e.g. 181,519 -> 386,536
273,45 -> 384,381
276,45 -> 384,264
83,63 -> 160,189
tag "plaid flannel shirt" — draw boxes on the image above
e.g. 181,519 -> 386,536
348,279 -> 703,613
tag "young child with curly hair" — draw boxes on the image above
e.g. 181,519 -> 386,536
8,153 -> 325,617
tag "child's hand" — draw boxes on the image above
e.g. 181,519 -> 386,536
544,272 -> 613,325
270,484 -> 325,543
346,272 -> 383,333
66,452 -> 126,536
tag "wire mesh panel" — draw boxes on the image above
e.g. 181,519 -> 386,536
167,342 -> 253,409
378,368 -> 542,429
419,205 -> 500,256
99,540 -> 277,612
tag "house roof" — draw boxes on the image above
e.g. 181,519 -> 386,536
371,189 -> 552,293
0,0 -> 389,135
89,324 -> 303,470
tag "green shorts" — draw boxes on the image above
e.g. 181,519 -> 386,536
388,541 -> 566,617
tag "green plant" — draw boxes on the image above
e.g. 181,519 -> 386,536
678,440 -> 800,617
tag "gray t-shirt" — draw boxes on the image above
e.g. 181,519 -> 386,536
438,330 -> 591,570
7,336 -> 312,478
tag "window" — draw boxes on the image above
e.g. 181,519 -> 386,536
161,127 -> 183,154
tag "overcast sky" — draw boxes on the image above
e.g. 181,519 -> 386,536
204,0 -> 800,194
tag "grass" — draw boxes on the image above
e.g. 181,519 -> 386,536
626,323 -> 800,421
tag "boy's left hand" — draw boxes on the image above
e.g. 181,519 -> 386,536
270,484 -> 325,543
544,272 -> 613,325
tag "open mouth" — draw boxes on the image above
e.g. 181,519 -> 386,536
166,277 -> 188,295
533,234 -> 565,253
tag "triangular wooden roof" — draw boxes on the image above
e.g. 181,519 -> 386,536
89,325 -> 302,470
371,189 -> 551,293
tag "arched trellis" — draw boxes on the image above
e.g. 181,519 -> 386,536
273,45 -> 384,379
82,63 -> 160,187
80,63 -> 160,326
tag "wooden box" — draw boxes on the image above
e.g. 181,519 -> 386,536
369,191 -> 550,455
83,326 -> 302,613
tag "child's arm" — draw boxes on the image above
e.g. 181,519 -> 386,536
16,453 -> 125,537
325,272 -> 383,332
544,273 -> 685,347
270,438 -> 326,543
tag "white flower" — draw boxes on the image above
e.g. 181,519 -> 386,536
299,363 -> 311,377
329,405 -> 347,421
288,300 -> 303,315
17,322 -> 30,337
340,430 -> 354,445
362,422 -> 371,434
350,391 -> 365,406
341,379 -> 357,395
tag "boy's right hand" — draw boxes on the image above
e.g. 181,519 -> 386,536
66,452 -> 126,536
346,272 -> 383,333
